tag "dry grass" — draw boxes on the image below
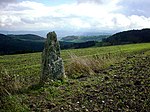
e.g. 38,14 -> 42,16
0,69 -> 21,96
65,53 -> 121,78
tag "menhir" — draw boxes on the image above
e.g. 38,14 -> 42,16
40,31 -> 66,83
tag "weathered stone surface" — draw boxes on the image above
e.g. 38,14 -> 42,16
40,31 -> 66,83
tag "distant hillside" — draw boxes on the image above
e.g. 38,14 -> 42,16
8,34 -> 45,42
61,35 -> 109,43
61,36 -> 79,42
0,34 -> 44,55
0,34 -> 13,41
0,34 -> 97,55
104,29 -> 150,45
59,41 -> 96,49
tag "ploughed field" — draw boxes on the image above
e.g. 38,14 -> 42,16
0,43 -> 150,111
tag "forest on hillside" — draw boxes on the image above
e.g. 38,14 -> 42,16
103,29 -> 150,45
0,29 -> 150,55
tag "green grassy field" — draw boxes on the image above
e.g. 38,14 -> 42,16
1,43 -> 150,72
0,43 -> 150,111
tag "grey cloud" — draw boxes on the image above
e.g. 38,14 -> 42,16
5,5 -> 32,11
21,18 -> 36,24
77,0 -> 102,4
0,0 -> 16,4
0,0 -> 17,8
118,0 -> 150,17
0,0 -> 31,11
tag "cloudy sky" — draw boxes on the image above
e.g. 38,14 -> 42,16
0,0 -> 150,33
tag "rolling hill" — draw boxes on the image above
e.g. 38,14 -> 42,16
103,28 -> 150,45
0,34 -> 44,55
8,34 -> 45,42
0,34 -> 96,55
1,29 -> 150,55
61,35 -> 109,43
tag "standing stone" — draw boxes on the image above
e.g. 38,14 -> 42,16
40,31 -> 66,83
